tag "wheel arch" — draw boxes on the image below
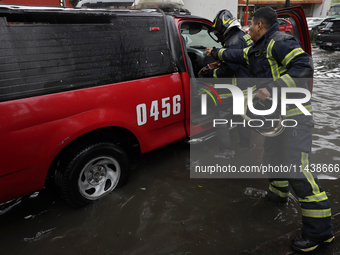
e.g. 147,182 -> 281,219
46,126 -> 140,182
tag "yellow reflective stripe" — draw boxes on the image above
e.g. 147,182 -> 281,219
218,48 -> 226,61
269,185 -> 290,198
267,39 -> 280,81
244,85 -> 257,94
270,181 -> 289,187
301,208 -> 332,218
281,74 -> 296,87
279,66 -> 288,74
285,105 -> 313,117
213,68 -> 218,78
223,16 -> 230,25
232,76 -> 237,86
229,18 -> 236,24
243,47 -> 251,65
243,34 -> 251,41
220,94 -> 232,99
241,85 -> 256,94
299,191 -> 329,203
301,152 -> 321,195
282,48 -> 305,67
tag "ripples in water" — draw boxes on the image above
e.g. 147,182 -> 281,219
312,47 -> 340,78
312,79 -> 340,155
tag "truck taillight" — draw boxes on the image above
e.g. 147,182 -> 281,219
319,29 -> 325,33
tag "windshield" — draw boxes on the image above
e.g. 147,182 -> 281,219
278,19 -> 287,25
326,22 -> 334,28
329,5 -> 340,16
181,24 -> 220,49
308,19 -> 323,25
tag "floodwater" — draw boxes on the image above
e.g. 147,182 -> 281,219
1,47 -> 340,255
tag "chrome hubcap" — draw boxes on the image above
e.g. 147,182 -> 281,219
78,156 -> 121,200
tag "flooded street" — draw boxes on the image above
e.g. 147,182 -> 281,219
1,47 -> 340,255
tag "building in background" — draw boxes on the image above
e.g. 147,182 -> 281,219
183,0 -> 238,21
238,0 -> 332,25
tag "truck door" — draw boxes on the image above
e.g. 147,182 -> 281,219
176,19 -> 221,141
276,6 -> 313,92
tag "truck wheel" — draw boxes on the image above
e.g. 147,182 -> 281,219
55,142 -> 128,208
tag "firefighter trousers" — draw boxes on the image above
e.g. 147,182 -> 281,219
263,119 -> 333,240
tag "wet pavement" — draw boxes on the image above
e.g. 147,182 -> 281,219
239,213 -> 340,255
1,46 -> 340,255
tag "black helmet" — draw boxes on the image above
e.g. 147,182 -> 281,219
212,10 -> 241,41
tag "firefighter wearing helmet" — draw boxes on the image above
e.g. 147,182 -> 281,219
199,10 -> 254,158
206,7 -> 334,252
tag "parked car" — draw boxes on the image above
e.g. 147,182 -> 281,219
242,18 -> 293,34
316,18 -> 340,50
308,17 -> 331,42
308,17 -> 332,32
306,17 -> 314,23
278,18 -> 294,33
327,3 -> 340,18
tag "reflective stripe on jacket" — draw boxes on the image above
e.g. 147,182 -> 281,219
208,28 -> 254,92
215,23 -> 314,117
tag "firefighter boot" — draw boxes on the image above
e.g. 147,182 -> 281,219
291,236 -> 334,253
264,191 -> 288,205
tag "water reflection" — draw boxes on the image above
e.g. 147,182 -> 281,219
313,47 -> 340,78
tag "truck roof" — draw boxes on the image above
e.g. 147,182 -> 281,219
0,4 -> 211,22
0,4 -> 160,16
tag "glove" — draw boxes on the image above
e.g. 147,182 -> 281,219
198,64 -> 212,78
211,47 -> 220,60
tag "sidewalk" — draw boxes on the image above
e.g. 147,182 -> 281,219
239,214 -> 340,255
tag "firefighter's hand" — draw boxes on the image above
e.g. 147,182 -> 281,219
256,88 -> 271,101
206,47 -> 213,56
205,47 -> 219,59
198,64 -> 212,78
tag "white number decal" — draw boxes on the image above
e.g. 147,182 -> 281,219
136,104 -> 147,126
173,95 -> 181,115
162,97 -> 170,118
136,95 -> 181,126
150,100 -> 159,121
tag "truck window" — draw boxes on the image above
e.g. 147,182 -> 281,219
329,5 -> 340,16
0,13 -> 175,102
180,22 -> 219,77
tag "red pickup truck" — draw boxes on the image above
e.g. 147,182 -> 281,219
0,4 -> 311,208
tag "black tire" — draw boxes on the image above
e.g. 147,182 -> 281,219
55,142 -> 129,208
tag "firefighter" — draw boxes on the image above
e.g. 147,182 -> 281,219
199,9 -> 255,159
206,7 -> 334,252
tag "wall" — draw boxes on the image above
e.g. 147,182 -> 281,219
313,0 -> 332,17
182,0 -> 238,21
